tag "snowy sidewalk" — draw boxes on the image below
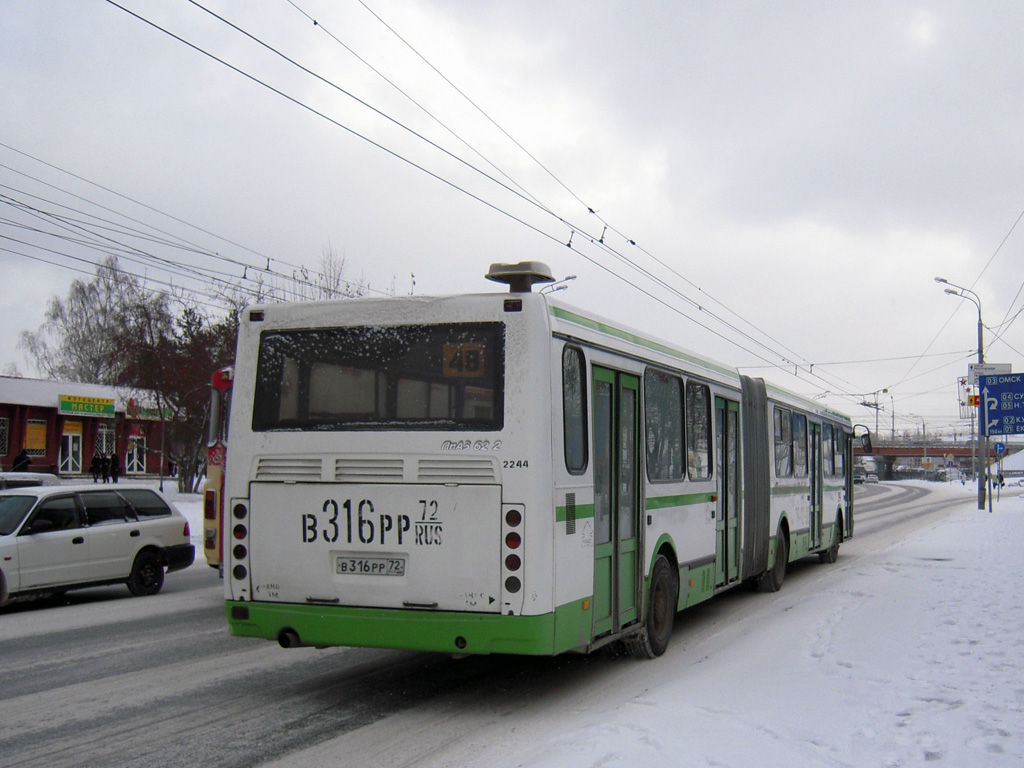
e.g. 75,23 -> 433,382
261,486 -> 1024,768
503,487 -> 1024,768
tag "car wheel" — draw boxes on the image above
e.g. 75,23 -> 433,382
127,551 -> 165,596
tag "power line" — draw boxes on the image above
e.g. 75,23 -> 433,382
82,2 -> 901,409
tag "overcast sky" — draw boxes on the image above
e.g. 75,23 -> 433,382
2,1 -> 1023,438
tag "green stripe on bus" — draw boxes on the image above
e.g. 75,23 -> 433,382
227,599 -> 594,656
549,306 -> 735,378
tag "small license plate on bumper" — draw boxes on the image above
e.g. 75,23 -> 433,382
336,555 -> 406,576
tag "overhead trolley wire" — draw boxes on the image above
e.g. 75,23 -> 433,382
102,0 -> 880,405
0,145 -> 390,303
322,1 -> 869,401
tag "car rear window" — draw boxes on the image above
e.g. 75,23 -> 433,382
81,491 -> 132,525
118,489 -> 172,518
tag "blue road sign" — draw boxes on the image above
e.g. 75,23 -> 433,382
980,373 -> 1024,436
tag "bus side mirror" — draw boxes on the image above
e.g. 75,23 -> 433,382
853,425 -> 872,454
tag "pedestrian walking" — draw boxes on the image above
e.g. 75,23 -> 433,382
109,452 -> 120,484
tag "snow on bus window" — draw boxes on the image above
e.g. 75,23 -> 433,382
253,323 -> 504,431
310,364 -> 377,417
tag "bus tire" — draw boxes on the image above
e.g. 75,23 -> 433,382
757,532 -> 787,593
819,514 -> 842,564
127,551 -> 165,596
625,555 -> 678,659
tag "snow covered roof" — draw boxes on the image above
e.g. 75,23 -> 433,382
0,375 -> 153,412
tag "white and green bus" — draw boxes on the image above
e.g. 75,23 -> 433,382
225,262 -> 860,658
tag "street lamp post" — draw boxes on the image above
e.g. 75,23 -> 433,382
935,277 -> 986,510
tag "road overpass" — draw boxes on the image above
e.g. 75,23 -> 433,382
854,443 -> 1018,480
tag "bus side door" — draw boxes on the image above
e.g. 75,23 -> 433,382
592,367 -> 641,638
809,422 -> 823,550
715,397 -> 741,587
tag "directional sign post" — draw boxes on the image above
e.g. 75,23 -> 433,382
980,372 -> 1021,514
980,373 -> 1024,436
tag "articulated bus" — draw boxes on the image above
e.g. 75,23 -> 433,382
202,366 -> 233,570
225,262 -> 862,658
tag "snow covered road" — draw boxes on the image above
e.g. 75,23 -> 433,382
1,481 -> 1020,767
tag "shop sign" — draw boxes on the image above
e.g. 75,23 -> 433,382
59,394 -> 115,418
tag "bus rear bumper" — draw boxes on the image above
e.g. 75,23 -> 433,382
226,599 -> 591,656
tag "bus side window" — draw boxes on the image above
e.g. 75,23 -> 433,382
823,423 -> 834,475
644,369 -> 684,481
835,429 -> 846,476
562,346 -> 588,474
685,381 -> 712,480
774,408 -> 792,477
792,413 -> 808,477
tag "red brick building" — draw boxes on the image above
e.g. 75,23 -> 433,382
0,375 -> 167,477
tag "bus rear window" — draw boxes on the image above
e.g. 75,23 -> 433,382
252,323 -> 505,431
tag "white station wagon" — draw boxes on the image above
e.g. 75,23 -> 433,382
0,484 -> 194,607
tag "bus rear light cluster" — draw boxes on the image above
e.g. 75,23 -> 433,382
231,503 -> 250,582
502,506 -> 524,596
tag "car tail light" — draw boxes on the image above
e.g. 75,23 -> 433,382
204,489 -> 217,520
182,521 -> 191,537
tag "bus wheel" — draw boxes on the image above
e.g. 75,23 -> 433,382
819,515 -> 842,564
625,555 -> 678,659
757,533 -> 787,593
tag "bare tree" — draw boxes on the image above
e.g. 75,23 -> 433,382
277,246 -> 369,302
18,255 -> 151,383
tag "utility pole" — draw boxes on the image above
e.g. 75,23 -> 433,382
936,277 -> 986,510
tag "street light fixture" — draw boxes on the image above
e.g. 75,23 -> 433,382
935,276 -> 986,510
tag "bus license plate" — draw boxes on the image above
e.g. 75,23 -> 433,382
336,556 -> 406,576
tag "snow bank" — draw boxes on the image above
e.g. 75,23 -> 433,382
505,489 -> 1024,767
